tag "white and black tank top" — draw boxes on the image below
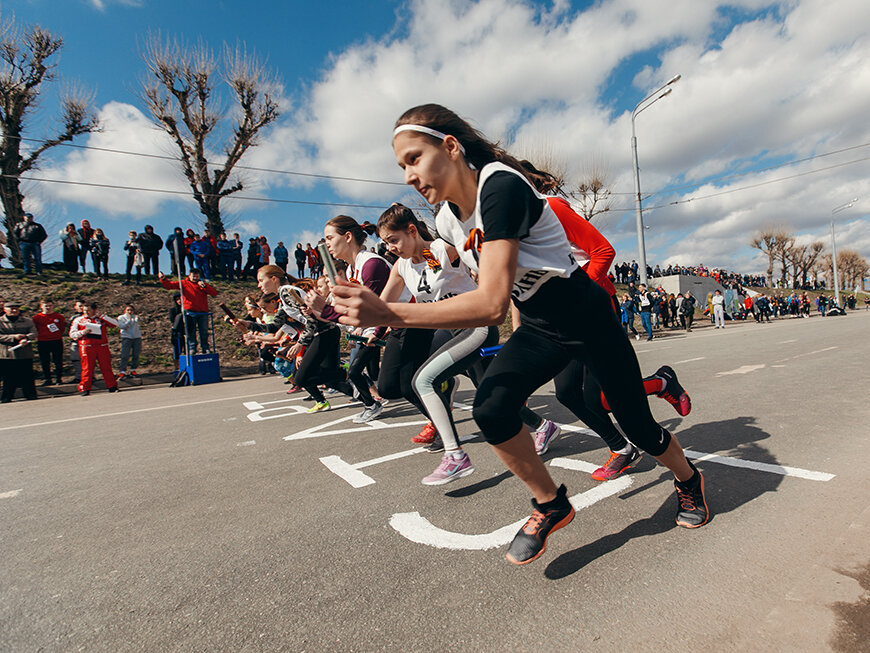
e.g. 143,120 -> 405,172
393,238 -> 477,303
434,162 -> 577,302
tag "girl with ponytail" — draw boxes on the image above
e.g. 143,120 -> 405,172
329,104 -> 710,565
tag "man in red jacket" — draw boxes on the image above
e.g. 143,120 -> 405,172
32,298 -> 66,386
69,302 -> 119,396
159,268 -> 217,354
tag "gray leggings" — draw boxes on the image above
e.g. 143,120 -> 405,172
412,326 -> 498,451
119,337 -> 141,372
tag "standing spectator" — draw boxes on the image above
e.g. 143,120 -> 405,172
202,229 -> 218,277
636,283 -> 654,341
305,242 -> 318,280
32,299 -> 66,385
68,299 -> 84,384
681,292 -> 697,332
216,232 -> 237,281
712,289 -> 725,329
166,227 -> 187,276
182,229 -> 196,271
0,301 -> 38,402
136,225 -> 163,277
242,237 -> 261,279
60,223 -> 83,273
78,220 -> 95,273
668,293 -> 678,329
116,305 -> 142,379
189,233 -> 213,279
69,302 -> 119,396
259,236 -> 271,266
620,293 -> 639,339
13,212 -> 47,275
159,269 -> 217,354
231,232 -> 244,277
90,229 -> 111,279
294,243 -> 306,277
122,230 -> 143,286
273,241 -> 288,272
169,293 -> 186,364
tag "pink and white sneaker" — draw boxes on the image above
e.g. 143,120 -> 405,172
422,450 -> 475,485
533,419 -> 562,455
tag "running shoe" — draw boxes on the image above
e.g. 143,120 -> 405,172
411,421 -> 437,444
306,401 -> 330,413
674,467 -> 709,528
286,385 -> 301,394
653,365 -> 692,417
116,372 -> 126,380
424,435 -> 444,453
108,387 -> 120,393
591,445 -> 641,481
422,450 -> 475,485
130,370 -> 138,376
533,419 -> 562,455
352,401 -> 383,423
505,484 -> 575,565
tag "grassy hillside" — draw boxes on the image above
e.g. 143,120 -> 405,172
1,268 -> 262,376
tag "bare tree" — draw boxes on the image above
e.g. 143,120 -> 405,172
141,35 -> 280,236
0,16 -> 99,266
777,234 -> 795,287
750,228 -> 792,286
796,241 -> 824,288
567,158 -> 613,222
837,249 -> 869,290
786,243 -> 805,288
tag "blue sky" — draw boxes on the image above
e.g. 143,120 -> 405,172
5,0 -> 870,279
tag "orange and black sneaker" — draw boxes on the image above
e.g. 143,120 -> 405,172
653,365 -> 692,417
591,444 -> 641,481
506,484 -> 575,565
674,464 -> 709,528
411,421 -> 437,445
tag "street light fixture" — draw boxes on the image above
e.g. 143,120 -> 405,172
830,197 -> 858,307
631,74 -> 680,286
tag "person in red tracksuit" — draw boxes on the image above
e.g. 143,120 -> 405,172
69,302 -> 119,396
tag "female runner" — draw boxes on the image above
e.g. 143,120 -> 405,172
328,104 -> 709,565
376,204 -> 496,485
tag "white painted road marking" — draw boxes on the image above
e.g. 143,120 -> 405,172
247,399 -> 362,422
779,339 -> 798,344
0,389 -> 292,432
321,435 -> 480,487
0,488 -> 23,499
717,364 -> 766,376
286,414 -> 430,441
684,450 -> 834,481
236,440 -> 256,447
390,460 -> 632,550
675,357 -> 706,364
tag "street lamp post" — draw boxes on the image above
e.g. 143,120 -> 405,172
830,198 -> 857,307
631,74 -> 680,287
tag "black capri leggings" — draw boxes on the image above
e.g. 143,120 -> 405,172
348,343 -> 380,407
473,272 -> 671,457
293,327 -> 352,404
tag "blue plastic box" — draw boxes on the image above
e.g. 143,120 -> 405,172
179,353 -> 221,385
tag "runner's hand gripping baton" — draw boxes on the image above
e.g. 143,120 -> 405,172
317,243 -> 338,285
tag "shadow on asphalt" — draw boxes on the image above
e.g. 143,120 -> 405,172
544,415 -> 782,580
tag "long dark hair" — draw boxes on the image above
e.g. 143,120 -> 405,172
326,215 -> 378,246
395,104 -> 549,189
377,204 -> 434,241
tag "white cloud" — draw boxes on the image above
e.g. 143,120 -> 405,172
233,220 -> 263,237
41,101 -> 195,217
279,0 -> 870,272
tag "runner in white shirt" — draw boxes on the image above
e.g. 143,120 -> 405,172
327,104 -> 710,565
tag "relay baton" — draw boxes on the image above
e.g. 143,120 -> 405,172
318,243 -> 338,284
479,345 -> 503,357
218,302 -> 237,321
347,333 -> 387,347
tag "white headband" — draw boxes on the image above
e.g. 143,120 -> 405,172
393,124 -> 466,155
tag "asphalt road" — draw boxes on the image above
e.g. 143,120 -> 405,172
2,312 -> 869,652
